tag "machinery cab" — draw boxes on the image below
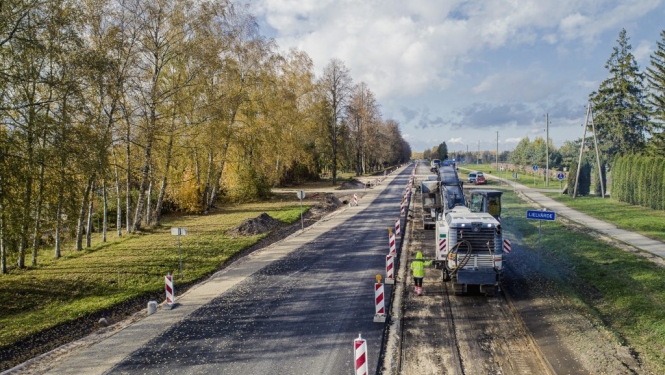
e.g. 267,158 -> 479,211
468,190 -> 503,221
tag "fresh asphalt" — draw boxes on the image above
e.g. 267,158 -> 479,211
41,166 -> 413,375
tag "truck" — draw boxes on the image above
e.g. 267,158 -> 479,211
430,159 -> 441,172
432,166 -> 504,295
420,177 -> 440,230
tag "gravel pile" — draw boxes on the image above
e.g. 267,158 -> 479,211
228,213 -> 281,236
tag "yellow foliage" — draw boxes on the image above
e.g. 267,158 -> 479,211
168,167 -> 204,213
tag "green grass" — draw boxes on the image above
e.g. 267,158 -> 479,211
459,163 -> 565,189
542,193 -> 665,242
0,200 -> 309,349
502,192 -> 665,373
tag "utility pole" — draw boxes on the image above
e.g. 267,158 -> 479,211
496,131 -> 499,171
477,140 -> 480,165
546,113 -> 549,187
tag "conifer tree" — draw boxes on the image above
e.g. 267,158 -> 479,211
589,29 -> 650,161
646,29 -> 665,157
437,142 -> 448,161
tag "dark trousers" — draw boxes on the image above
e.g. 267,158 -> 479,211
414,277 -> 423,287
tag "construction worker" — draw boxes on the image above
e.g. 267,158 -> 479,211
411,252 -> 432,295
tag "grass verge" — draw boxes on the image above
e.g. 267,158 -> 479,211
502,192 -> 665,373
543,192 -> 665,242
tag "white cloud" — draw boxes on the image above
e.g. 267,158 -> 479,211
248,0 -> 665,152
448,137 -> 464,144
251,0 -> 663,99
472,67 -> 562,102
634,40 -> 652,66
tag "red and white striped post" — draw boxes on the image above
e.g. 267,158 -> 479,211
354,334 -> 368,375
374,275 -> 386,323
164,273 -> 174,310
388,228 -> 396,254
503,239 -> 512,253
385,254 -> 395,284
400,199 -> 405,216
395,218 -> 401,236
353,194 -> 358,206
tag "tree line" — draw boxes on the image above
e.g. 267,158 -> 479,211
0,0 -> 411,273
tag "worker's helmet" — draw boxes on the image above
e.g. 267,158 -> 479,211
416,252 -> 423,259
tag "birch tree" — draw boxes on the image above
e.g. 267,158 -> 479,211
319,58 -> 352,185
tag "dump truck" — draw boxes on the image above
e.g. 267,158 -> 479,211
421,178 -> 440,230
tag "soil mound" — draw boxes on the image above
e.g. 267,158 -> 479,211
339,179 -> 366,190
228,213 -> 281,236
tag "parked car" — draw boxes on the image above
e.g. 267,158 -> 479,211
468,172 -> 477,183
475,172 -> 487,185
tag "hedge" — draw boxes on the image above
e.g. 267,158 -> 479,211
612,155 -> 665,210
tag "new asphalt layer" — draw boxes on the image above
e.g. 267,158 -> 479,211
33,166 -> 411,375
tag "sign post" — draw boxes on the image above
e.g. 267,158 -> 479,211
526,209 -> 555,269
512,172 -> 518,192
532,165 -> 538,186
557,173 -> 565,192
296,190 -> 305,230
170,227 -> 187,279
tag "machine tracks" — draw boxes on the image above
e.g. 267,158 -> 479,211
397,165 -> 552,375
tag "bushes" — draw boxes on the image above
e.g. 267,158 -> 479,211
568,159 -> 591,196
612,155 -> 665,210
226,168 -> 272,203
593,159 -> 608,196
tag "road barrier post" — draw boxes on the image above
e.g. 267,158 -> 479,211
373,275 -> 386,323
354,334 -> 368,375
385,254 -> 395,285
388,228 -> 396,254
164,273 -> 174,310
353,194 -> 358,206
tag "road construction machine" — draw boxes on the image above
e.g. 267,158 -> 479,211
432,166 -> 504,294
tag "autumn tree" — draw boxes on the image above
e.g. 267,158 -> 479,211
318,59 -> 352,185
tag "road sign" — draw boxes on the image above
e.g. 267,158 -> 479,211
171,227 -> 187,279
526,210 -> 556,221
532,165 -> 538,171
170,227 -> 187,235
513,172 -> 518,179
557,173 -> 565,180
296,190 -> 305,199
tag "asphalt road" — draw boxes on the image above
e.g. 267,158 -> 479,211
105,167 -> 413,375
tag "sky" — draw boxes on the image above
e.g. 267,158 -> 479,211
246,0 -> 665,153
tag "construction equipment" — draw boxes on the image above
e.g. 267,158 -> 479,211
432,166 -> 504,295
421,179 -> 440,230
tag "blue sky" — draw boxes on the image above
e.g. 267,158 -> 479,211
247,0 -> 665,153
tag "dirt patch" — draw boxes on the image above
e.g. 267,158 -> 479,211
339,179 -> 366,190
227,213 -> 282,236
